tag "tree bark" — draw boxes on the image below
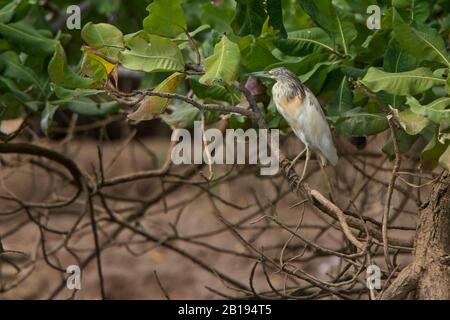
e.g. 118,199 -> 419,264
380,172 -> 450,300
414,172 -> 450,299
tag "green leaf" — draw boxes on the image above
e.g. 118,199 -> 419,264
340,0 -> 377,14
361,67 -> 445,96
128,73 -> 185,122
65,98 -> 120,116
231,0 -> 267,36
267,0 -> 287,38
143,0 -> 187,38
334,13 -> 356,55
190,79 -> 241,104
393,21 -> 450,67
332,107 -> 389,137
53,86 -> 103,100
81,46 -> 117,83
91,0 -> 120,16
392,0 -> 431,24
0,22 -> 57,57
327,77 -> 353,117
40,102 -> 59,136
391,107 -> 430,135
203,111 -> 221,125
447,77 -> 450,96
297,0 -> 335,33
439,144 -> 450,171
0,76 -> 35,111
383,129 -> 420,157
267,53 -> 328,75
276,28 -> 335,56
200,35 -> 240,86
434,68 -> 449,80
0,0 -> 23,24
240,37 -> 279,72
340,65 -> 367,79
81,22 -> 124,59
119,34 -> 184,73
383,40 -> 417,108
357,29 -> 391,62
383,40 -> 417,73
229,114 -> 251,129
173,24 -> 211,45
200,1 -> 235,34
0,93 -> 23,120
421,132 -> 449,169
298,61 -> 339,83
407,96 -> 450,124
300,60 -> 341,92
0,51 -> 45,94
48,43 -> 94,89
161,103 -> 199,129
392,0 -> 414,9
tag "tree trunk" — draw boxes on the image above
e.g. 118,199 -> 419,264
379,172 -> 450,300
414,172 -> 450,299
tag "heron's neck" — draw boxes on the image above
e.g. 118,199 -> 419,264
275,77 -> 305,100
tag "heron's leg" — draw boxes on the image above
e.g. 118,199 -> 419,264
318,158 -> 336,202
299,147 -> 310,182
287,147 -> 307,173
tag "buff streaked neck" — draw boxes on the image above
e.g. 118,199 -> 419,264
273,75 -> 306,101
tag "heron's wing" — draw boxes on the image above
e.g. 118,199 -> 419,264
301,88 -> 338,166
273,86 -> 304,122
304,87 -> 327,119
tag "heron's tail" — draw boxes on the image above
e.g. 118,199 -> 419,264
318,158 -> 337,202
328,147 -> 339,166
320,146 -> 338,166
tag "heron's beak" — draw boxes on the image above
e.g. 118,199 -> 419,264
246,71 -> 272,79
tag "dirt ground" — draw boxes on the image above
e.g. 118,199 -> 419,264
0,134 -> 420,299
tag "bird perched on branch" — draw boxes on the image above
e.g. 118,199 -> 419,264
249,67 -> 338,182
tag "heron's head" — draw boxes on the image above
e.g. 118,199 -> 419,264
248,67 -> 301,83
247,67 -> 304,98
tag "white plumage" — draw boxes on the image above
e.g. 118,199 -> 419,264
249,67 -> 338,180
295,87 -> 338,166
273,82 -> 338,163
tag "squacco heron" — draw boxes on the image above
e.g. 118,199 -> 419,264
249,67 -> 338,181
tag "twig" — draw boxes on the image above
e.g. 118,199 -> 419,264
382,115 -> 401,271
153,270 -> 171,300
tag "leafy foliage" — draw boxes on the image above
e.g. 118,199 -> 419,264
128,72 -> 185,121
199,35 -> 240,86
81,22 -> 124,59
48,43 -> 94,89
361,67 -> 446,95
119,33 -> 185,73
143,0 -> 187,38
0,0 -> 450,170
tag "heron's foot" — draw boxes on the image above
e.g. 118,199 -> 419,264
286,148 -> 307,175
286,158 -> 298,175
286,162 -> 305,193
281,148 -> 309,193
